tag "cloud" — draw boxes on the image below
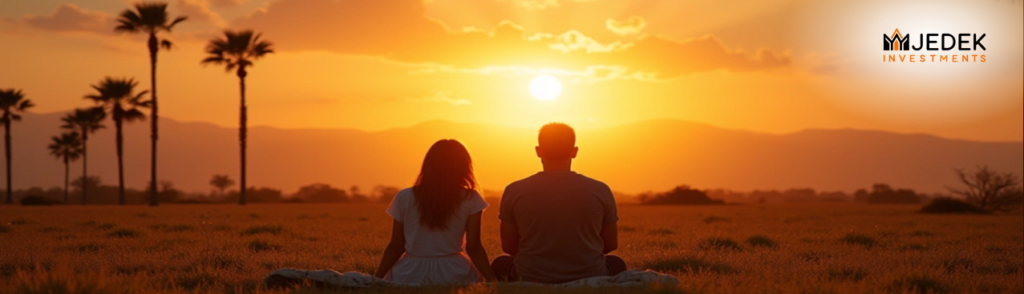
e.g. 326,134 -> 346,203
20,4 -> 115,35
409,91 -> 472,106
210,0 -> 250,7
174,0 -> 226,27
499,0 -> 599,10
234,0 -> 789,79
10,2 -> 222,36
606,16 -> 646,36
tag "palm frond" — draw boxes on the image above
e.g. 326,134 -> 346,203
161,39 -> 174,50
114,10 -> 142,33
201,56 -> 225,65
130,91 -> 150,105
123,108 -> 147,122
202,29 -> 274,73
17,100 -> 33,111
167,16 -> 188,31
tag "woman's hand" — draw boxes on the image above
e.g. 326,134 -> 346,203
465,212 -> 498,282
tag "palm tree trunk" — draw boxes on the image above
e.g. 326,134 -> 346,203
64,156 -> 69,204
148,32 -> 160,207
81,133 -> 88,205
238,67 -> 248,205
4,115 -> 11,205
115,114 -> 126,205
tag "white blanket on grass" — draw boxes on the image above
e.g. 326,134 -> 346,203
264,268 -> 679,288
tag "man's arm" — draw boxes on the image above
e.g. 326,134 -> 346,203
500,220 -> 520,255
600,183 -> 619,254
600,223 -> 618,254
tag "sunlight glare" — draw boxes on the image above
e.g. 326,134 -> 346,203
529,75 -> 562,101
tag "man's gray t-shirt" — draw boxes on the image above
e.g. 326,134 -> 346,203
499,171 -> 618,283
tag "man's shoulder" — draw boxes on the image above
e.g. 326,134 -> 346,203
574,173 -> 612,192
504,173 -> 542,191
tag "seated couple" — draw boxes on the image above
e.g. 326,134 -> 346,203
373,123 -> 625,284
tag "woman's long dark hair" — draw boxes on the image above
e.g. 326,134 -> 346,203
413,139 -> 479,231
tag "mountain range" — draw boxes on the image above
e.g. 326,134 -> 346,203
8,112 -> 1022,194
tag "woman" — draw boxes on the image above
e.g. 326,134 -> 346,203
373,139 -> 497,284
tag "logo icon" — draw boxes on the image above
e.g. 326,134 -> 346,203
883,29 -> 910,51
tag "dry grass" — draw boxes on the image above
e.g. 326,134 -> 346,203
0,204 -> 1021,294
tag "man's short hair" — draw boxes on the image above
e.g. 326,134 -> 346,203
538,123 -> 575,160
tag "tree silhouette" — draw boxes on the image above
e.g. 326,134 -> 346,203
202,29 -> 274,205
48,132 -> 84,204
209,174 -> 235,196
115,2 -> 187,207
948,166 -> 1023,213
86,77 -> 149,205
60,108 -> 105,204
1,89 -> 35,204
72,176 -> 102,201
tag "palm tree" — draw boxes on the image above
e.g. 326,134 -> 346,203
1,89 -> 35,204
48,133 -> 83,204
115,2 -> 187,206
61,108 -> 105,205
86,77 -> 149,205
202,30 -> 274,205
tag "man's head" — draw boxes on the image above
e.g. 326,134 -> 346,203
536,123 -> 578,162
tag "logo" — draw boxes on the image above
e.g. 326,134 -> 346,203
882,28 -> 987,63
883,29 -> 911,51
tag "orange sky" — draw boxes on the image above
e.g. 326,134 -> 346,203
2,0 -> 1022,142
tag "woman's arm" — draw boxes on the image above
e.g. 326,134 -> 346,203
373,219 -> 406,279
465,212 -> 497,282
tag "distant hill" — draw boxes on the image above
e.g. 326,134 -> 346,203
7,112 -> 1022,194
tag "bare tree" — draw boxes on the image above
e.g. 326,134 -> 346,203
947,166 -> 1023,213
210,174 -> 235,196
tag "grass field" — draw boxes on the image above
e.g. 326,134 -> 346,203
1,203 -> 1021,294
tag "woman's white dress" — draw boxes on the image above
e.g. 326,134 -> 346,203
385,188 -> 489,285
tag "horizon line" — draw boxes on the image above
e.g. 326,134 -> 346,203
21,110 -> 1024,144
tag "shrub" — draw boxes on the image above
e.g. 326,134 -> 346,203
639,185 -> 725,205
866,184 -> 922,204
920,197 -> 987,214
826,267 -> 868,282
644,256 -> 737,274
72,243 -> 104,252
910,230 -> 935,237
746,235 -> 777,248
248,239 -> 281,252
700,237 -> 742,251
107,229 -> 142,238
703,216 -> 731,224
648,228 -> 674,236
840,233 -> 877,248
241,225 -> 283,236
168,225 -> 195,232
887,274 -> 951,294
898,244 -> 927,251
20,195 -> 59,206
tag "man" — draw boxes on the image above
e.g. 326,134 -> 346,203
491,123 -> 626,283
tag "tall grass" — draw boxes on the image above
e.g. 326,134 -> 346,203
0,204 -> 1020,294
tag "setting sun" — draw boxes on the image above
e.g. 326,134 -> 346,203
529,75 -> 562,101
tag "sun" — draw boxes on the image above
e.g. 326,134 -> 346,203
529,75 -> 562,101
